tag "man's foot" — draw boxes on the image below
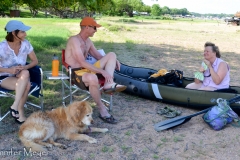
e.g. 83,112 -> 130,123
103,83 -> 127,94
99,115 -> 118,124
15,119 -> 25,124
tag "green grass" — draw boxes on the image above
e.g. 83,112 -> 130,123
161,137 -> 168,143
121,145 -> 133,153
102,146 -> 109,152
125,130 -> 131,136
153,154 -> 159,159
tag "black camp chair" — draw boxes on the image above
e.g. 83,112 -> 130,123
0,64 -> 44,121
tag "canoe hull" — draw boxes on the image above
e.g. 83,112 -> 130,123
114,64 -> 240,113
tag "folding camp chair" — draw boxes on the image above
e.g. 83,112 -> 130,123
0,65 -> 44,121
61,49 -> 113,111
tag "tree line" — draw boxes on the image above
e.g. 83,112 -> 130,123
0,0 -> 234,18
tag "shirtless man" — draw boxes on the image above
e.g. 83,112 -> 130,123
65,17 -> 126,124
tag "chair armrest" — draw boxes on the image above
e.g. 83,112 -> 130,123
62,61 -> 71,70
28,65 -> 42,85
26,63 -> 43,98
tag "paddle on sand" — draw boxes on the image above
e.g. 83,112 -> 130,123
154,95 -> 240,132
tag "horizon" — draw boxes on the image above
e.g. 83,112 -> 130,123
142,0 -> 240,15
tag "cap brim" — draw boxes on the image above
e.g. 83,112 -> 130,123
19,25 -> 31,31
96,24 -> 101,28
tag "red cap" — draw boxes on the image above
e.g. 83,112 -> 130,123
80,17 -> 101,28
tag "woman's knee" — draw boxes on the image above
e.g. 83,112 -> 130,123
19,70 -> 30,79
185,82 -> 202,89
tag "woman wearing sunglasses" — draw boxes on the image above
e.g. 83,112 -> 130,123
186,42 -> 230,91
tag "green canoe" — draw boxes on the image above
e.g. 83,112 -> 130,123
114,63 -> 240,113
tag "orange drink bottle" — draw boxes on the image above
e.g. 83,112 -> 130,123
52,54 -> 59,76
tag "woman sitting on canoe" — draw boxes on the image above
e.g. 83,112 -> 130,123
185,42 -> 230,91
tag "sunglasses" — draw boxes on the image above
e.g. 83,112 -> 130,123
88,26 -> 96,30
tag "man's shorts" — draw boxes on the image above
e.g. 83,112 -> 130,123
71,60 -> 101,90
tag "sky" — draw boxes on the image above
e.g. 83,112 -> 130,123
142,0 -> 240,14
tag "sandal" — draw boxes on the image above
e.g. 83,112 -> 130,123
157,106 -> 170,115
15,119 -> 25,124
99,115 -> 118,124
103,83 -> 127,94
9,108 -> 19,119
164,109 -> 182,118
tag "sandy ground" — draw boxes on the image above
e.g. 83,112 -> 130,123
1,18 -> 240,160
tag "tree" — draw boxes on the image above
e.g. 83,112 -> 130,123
151,4 -> 161,16
130,0 -> 144,12
0,0 -> 12,15
111,0 -> 148,17
170,8 -> 178,15
141,5 -> 151,13
20,0 -> 46,17
113,0 -> 133,17
179,8 -> 189,16
17,0 -> 112,18
161,6 -> 170,15
101,0 -> 116,16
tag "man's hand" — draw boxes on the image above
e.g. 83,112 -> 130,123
115,60 -> 121,71
101,70 -> 113,83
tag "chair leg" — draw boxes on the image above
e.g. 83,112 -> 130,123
0,111 -> 10,122
61,79 -> 66,107
109,94 -> 113,112
100,93 -> 113,112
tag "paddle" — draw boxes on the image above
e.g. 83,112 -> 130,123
154,95 -> 240,132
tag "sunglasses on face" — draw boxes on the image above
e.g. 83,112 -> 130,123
88,26 -> 96,30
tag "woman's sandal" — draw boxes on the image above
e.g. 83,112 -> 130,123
157,106 -> 170,115
163,108 -> 182,118
15,119 -> 25,124
9,108 -> 19,119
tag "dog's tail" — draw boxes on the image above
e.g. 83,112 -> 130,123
19,135 -> 47,152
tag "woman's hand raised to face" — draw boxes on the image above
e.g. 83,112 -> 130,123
199,66 -> 205,72
203,59 -> 211,68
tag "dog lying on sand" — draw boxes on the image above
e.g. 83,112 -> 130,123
19,101 -> 108,151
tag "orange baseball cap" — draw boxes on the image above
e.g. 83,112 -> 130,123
80,17 -> 101,28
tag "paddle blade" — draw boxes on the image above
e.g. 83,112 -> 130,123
154,95 -> 240,132
154,116 -> 191,131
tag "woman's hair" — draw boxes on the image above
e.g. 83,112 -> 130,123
4,28 -> 20,42
204,42 -> 221,58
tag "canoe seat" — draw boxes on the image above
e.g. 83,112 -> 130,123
215,88 -> 238,93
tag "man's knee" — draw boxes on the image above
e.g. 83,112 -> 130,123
83,74 -> 98,84
107,52 -> 116,59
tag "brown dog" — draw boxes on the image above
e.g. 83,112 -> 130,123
19,101 -> 108,151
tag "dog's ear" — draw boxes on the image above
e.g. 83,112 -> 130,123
70,101 -> 91,123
